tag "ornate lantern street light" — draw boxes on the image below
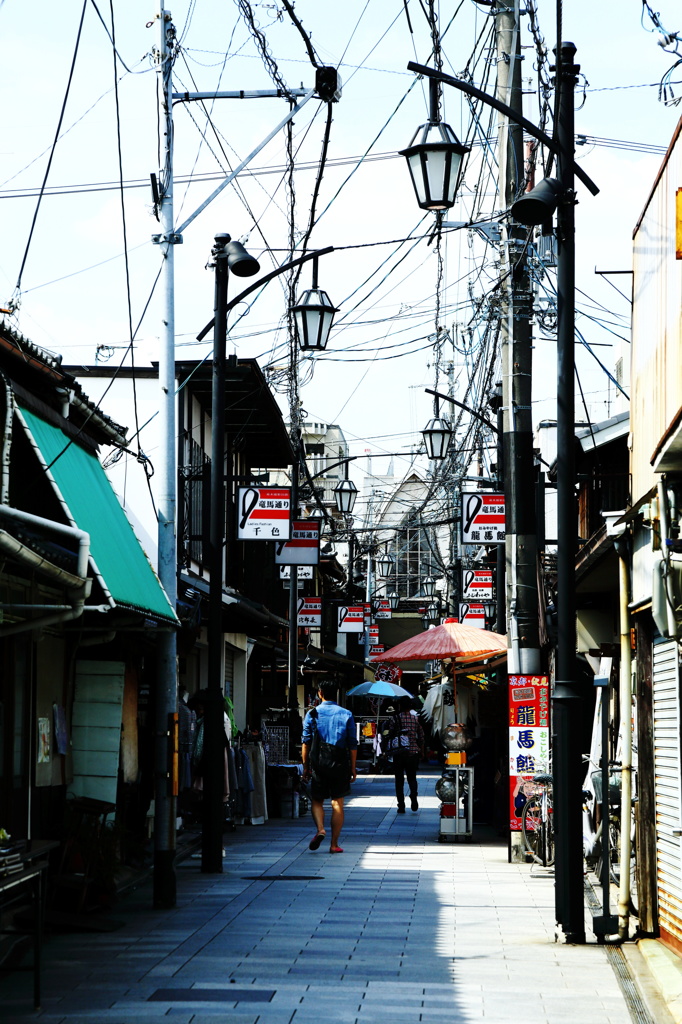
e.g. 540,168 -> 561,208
292,255 -> 338,351
423,575 -> 436,598
400,79 -> 470,211
422,396 -> 453,460
377,550 -> 395,578
334,463 -> 358,515
387,591 -> 400,611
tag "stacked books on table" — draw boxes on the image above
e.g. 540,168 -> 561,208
0,847 -> 23,878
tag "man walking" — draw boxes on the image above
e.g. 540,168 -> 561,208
301,679 -> 357,853
387,696 -> 425,813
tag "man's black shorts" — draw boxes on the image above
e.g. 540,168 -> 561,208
310,766 -> 351,800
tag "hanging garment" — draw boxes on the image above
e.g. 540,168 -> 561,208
243,742 -> 268,824
421,682 -> 456,736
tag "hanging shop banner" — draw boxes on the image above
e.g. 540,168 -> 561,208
279,565 -> 314,580
237,486 -> 290,540
363,603 -> 372,627
462,568 -> 494,601
368,625 -> 380,645
274,520 -> 320,565
338,605 -> 365,632
369,644 -> 385,656
374,662 -> 403,684
459,602 -> 486,628
508,674 -> 551,832
461,492 -> 505,545
297,596 -> 322,628
374,599 -> 392,620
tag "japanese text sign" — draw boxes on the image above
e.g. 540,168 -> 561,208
374,599 -> 392,620
461,492 -> 505,545
459,602 -> 486,628
338,605 -> 365,632
462,568 -> 494,600
274,520 -> 320,565
297,596 -> 322,627
237,487 -> 290,540
279,565 -> 314,580
508,674 -> 551,831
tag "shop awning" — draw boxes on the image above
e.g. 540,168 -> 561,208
18,405 -> 177,624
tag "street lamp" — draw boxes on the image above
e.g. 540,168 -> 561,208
292,255 -> 338,351
334,468 -> 358,515
427,601 -> 439,622
421,612 -> 430,629
387,590 -> 400,611
422,398 -> 453,460
377,550 -> 395,578
400,78 -> 470,211
423,575 -> 436,598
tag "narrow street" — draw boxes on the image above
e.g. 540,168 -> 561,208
0,769 -> 660,1024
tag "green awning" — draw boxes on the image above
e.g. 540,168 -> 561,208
19,405 -> 177,624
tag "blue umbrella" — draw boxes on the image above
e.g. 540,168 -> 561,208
346,680 -> 414,762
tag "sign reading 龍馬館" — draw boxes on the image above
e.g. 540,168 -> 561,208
508,674 -> 550,832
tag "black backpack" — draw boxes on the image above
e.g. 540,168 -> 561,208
308,707 -> 350,771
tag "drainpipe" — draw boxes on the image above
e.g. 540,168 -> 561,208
616,535 -> 633,938
0,504 -> 92,636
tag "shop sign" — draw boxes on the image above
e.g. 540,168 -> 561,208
338,605 -> 365,632
461,492 -> 505,545
368,625 -> 380,644
237,486 -> 290,540
462,568 -> 494,600
459,602 -> 486,628
297,596 -> 322,627
363,603 -> 372,626
369,644 -> 385,655
508,674 -> 550,831
274,520 -> 320,565
279,565 -> 314,580
374,599 -> 392,620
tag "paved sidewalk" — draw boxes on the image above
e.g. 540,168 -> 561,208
0,769 -> 647,1022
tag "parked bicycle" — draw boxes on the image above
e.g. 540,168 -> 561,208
521,772 -> 554,867
582,761 -> 638,915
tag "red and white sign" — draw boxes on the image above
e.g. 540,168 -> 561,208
368,625 -> 380,644
274,520 -> 320,565
461,492 -> 505,545
363,603 -> 372,626
462,568 -> 494,601
297,596 -> 322,627
508,675 -> 551,831
459,602 -> 486,628
338,605 -> 365,632
374,599 -> 392,620
374,662 -> 402,684
237,487 -> 290,540
369,644 -> 385,656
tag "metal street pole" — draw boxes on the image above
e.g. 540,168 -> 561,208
287,452 -> 300,709
153,0 -> 178,909
552,41 -> 585,944
495,0 -> 540,676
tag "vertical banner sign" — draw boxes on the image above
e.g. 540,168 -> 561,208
462,568 -> 494,601
363,603 -> 372,627
297,596 -> 322,627
461,492 -> 505,545
274,520 -> 320,565
508,675 -> 550,831
374,599 -> 392,620
338,605 -> 365,632
459,603 -> 486,628
237,487 -> 290,540
368,625 -> 380,646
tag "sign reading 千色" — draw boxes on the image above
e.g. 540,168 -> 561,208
461,492 -> 505,545
237,487 -> 291,540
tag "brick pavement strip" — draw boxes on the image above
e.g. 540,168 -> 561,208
0,770 -> 649,1022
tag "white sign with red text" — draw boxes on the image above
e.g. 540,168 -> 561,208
237,487 -> 291,540
374,599 -> 392,620
297,596 -> 322,627
462,568 -> 494,601
459,602 -> 487,628
338,605 -> 365,632
461,492 -> 505,545
274,520 -> 320,565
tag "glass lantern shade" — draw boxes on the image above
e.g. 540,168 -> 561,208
387,591 -> 400,610
377,552 -> 395,578
292,287 -> 338,351
421,614 -> 430,630
422,415 -> 452,460
423,575 -> 436,598
334,477 -> 358,514
400,120 -> 470,212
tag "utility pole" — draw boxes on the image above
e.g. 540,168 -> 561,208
551,41 -> 586,945
495,1 -> 540,677
153,1 -> 178,909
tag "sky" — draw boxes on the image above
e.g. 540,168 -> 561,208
1,0 -> 681,524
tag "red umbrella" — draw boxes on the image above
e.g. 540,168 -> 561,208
370,618 -> 507,672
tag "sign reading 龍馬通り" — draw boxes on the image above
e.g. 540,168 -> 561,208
458,602 -> 486,628
461,492 -> 505,545
337,605 -> 365,633
508,675 -> 550,831
297,596 -> 322,627
462,568 -> 494,601
237,487 -> 290,540
274,520 -> 320,565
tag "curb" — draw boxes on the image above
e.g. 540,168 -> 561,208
638,938 -> 682,1024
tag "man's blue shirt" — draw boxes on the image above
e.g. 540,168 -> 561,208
302,700 -> 357,750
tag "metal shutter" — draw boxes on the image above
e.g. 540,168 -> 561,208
653,637 -> 682,945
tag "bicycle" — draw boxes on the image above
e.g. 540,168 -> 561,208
521,773 -> 554,867
583,762 -> 638,917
